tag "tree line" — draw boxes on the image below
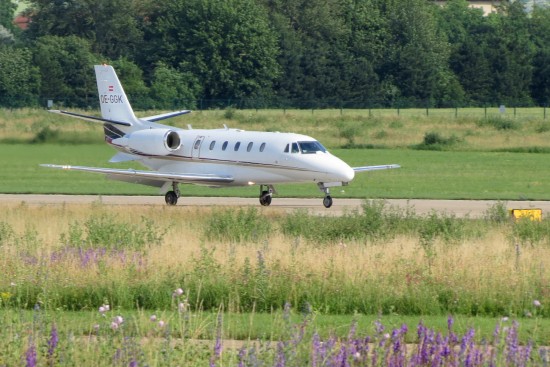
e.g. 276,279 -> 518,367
1,0 -> 550,109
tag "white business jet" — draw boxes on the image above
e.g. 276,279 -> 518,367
42,65 -> 399,208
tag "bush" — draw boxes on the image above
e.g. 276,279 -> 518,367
32,127 -> 60,143
413,131 -> 461,150
477,117 -> 520,131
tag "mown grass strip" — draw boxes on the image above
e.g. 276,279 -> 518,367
2,144 -> 550,200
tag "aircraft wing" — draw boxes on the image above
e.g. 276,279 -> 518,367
40,164 -> 234,187
353,164 -> 400,172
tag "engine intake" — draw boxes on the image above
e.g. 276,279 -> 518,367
112,129 -> 182,156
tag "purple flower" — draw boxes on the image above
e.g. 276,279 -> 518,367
47,324 -> 59,357
534,300 -> 542,308
25,340 -> 37,367
447,315 -> 454,331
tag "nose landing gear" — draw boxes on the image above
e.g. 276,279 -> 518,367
318,182 -> 341,208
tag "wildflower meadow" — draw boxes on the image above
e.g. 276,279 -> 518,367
1,200 -> 549,365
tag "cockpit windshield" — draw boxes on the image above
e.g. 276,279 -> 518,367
298,141 -> 327,154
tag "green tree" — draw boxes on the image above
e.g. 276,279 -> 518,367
530,7 -> 550,105
266,0 -> 378,107
0,46 -> 40,107
145,0 -> 279,104
484,1 -> 534,105
110,58 -> 151,109
32,35 -> 99,107
149,62 -> 201,109
26,0 -> 143,60
438,0 -> 491,104
380,0 -> 456,106
0,0 -> 16,33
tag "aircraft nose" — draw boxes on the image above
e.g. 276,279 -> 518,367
328,157 -> 354,182
340,164 -> 355,182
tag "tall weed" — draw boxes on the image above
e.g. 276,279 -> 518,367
510,218 -> 550,247
203,207 -> 271,243
60,213 -> 166,251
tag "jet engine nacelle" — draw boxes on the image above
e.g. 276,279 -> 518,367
112,129 -> 182,156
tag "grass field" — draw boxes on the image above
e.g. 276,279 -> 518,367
1,144 -> 550,200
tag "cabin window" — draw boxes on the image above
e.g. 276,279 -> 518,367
284,144 -> 289,153
247,142 -> 253,152
291,142 -> 300,153
194,139 -> 202,149
222,141 -> 228,151
298,141 -> 326,154
234,142 -> 241,151
209,141 -> 216,150
259,143 -> 266,152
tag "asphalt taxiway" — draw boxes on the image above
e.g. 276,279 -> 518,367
1,194 -> 549,218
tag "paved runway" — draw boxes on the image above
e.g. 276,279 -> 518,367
1,194 -> 549,218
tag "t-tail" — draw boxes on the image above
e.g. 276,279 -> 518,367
94,65 -> 141,131
49,65 -> 191,140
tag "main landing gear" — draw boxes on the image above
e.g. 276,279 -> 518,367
165,182 -> 180,206
259,184 -> 274,206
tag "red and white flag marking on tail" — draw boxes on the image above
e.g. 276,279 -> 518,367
108,85 -> 114,92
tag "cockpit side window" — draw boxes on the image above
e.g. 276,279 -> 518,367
291,142 -> 300,153
298,141 -> 327,154
284,144 -> 289,153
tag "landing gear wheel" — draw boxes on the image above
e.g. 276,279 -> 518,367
323,195 -> 333,208
259,190 -> 272,206
165,191 -> 178,206
259,185 -> 274,206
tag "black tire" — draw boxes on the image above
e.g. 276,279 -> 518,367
259,190 -> 272,206
165,191 -> 178,206
323,195 -> 333,208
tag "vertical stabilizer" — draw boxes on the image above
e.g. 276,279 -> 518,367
94,65 -> 141,129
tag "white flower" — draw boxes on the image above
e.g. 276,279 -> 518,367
158,320 -> 165,328
534,300 -> 542,307
114,316 -> 124,325
178,301 -> 189,313
150,314 -> 157,322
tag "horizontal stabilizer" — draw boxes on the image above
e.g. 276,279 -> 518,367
142,110 -> 191,122
353,164 -> 401,172
49,110 -> 132,127
40,164 -> 234,186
